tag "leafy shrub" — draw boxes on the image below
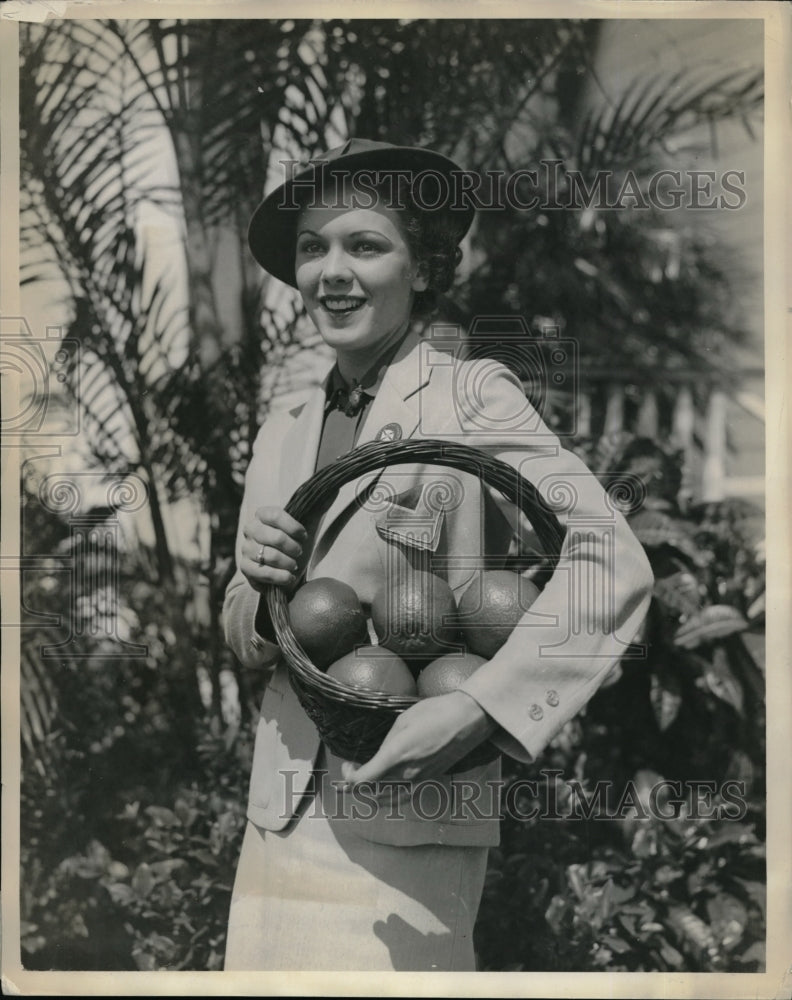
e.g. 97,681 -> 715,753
474,438 -> 765,972
475,760 -> 765,972
22,719 -> 250,971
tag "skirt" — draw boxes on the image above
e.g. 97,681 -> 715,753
224,760 -> 489,972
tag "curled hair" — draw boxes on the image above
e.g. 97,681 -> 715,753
386,174 -> 464,316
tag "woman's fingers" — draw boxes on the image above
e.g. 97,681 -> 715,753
243,540 -> 299,573
340,693 -> 497,790
341,746 -> 401,788
341,717 -> 428,788
243,520 -> 304,561
244,563 -> 295,590
240,507 -> 308,591
241,550 -> 296,590
255,506 -> 307,544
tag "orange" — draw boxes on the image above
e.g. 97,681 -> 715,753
457,570 -> 541,658
371,570 -> 459,663
416,651 -> 487,698
326,646 -> 417,696
288,577 -> 368,669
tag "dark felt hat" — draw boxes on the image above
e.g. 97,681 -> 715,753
247,138 -> 475,287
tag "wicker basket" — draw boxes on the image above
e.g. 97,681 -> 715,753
265,438 -> 566,769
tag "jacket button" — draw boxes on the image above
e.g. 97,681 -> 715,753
529,704 -> 544,721
546,690 -> 560,707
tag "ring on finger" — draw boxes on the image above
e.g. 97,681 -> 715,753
256,543 -> 266,565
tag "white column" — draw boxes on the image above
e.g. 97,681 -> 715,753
603,383 -> 625,437
576,390 -> 592,437
636,389 -> 659,437
702,388 -> 727,502
672,383 -> 696,504
672,385 -> 695,449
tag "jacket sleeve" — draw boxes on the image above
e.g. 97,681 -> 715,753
223,417 -> 290,675
444,361 -> 654,762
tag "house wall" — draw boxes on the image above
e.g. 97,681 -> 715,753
589,18 -> 765,500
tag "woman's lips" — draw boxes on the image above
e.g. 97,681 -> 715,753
319,296 -> 366,316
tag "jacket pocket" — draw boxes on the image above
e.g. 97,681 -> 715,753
373,506 -> 446,553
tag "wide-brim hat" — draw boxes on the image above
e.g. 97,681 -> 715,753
248,138 -> 475,287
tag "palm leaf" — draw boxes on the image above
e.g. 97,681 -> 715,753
20,638 -> 60,775
577,66 -> 762,175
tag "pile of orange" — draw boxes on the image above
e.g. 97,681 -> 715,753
288,569 -> 541,700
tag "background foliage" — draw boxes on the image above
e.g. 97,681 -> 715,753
17,17 -> 764,972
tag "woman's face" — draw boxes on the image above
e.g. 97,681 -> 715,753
294,191 -> 427,373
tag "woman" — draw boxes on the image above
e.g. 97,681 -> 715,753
223,138 -> 654,971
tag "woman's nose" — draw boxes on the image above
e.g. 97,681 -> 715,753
320,245 -> 353,284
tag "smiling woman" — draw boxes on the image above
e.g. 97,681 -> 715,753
294,190 -> 428,378
221,138 -> 654,970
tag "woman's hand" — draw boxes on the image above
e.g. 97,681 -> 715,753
240,506 -> 307,592
340,690 -> 498,789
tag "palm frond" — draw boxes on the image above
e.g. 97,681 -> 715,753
577,65 -> 763,175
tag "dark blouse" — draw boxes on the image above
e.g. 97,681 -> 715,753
314,345 -> 398,472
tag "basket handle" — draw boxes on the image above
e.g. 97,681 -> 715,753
281,437 -> 566,559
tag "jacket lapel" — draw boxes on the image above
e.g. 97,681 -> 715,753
308,328 -> 433,566
278,382 -> 328,505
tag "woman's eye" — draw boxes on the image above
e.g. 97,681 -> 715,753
297,240 -> 324,255
352,240 -> 381,254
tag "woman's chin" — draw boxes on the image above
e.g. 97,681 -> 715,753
317,326 -> 370,352
316,316 -> 412,356
317,322 -> 394,355
313,308 -> 365,340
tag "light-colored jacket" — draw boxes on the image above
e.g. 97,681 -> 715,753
223,327 -> 654,845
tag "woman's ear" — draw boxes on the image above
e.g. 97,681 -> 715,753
411,263 -> 429,293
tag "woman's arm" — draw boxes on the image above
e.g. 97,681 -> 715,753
223,413 -> 304,673
451,362 -> 655,761
343,359 -> 654,785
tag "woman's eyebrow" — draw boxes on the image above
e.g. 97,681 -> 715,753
348,230 -> 392,240
296,228 -> 393,240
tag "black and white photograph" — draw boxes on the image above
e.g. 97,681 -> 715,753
1,2 -> 789,995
